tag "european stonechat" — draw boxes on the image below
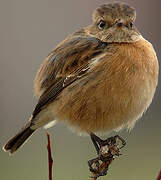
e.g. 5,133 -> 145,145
3,2 -> 159,154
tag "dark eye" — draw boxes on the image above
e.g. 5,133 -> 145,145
98,20 -> 105,29
129,22 -> 134,28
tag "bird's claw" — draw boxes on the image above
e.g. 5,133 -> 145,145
88,134 -> 126,178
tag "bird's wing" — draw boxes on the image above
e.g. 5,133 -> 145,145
32,32 -> 108,118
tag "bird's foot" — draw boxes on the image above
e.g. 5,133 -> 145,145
88,133 -> 126,178
90,133 -> 126,157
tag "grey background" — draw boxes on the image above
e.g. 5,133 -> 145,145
0,0 -> 161,179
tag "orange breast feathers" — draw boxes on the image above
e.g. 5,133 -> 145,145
52,38 -> 159,133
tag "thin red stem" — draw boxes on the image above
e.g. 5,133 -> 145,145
46,132 -> 53,180
157,170 -> 161,180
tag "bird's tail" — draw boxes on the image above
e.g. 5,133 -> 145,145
3,122 -> 35,154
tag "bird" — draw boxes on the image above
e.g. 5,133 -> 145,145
3,2 -> 159,154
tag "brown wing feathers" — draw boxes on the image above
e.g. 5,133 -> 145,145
34,35 -> 107,97
33,34 -> 108,119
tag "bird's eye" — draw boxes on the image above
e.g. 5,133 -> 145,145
98,20 -> 106,30
129,22 -> 134,28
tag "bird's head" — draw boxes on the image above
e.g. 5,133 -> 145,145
86,2 -> 142,43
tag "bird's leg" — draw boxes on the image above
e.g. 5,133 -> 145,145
88,133 -> 111,175
113,135 -> 126,149
88,133 -> 106,174
90,132 -> 104,155
88,133 -> 127,178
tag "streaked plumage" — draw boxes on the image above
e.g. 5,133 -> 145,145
3,2 -> 159,153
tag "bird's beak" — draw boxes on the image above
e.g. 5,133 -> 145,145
116,19 -> 124,27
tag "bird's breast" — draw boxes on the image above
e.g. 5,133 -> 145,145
51,38 -> 159,134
